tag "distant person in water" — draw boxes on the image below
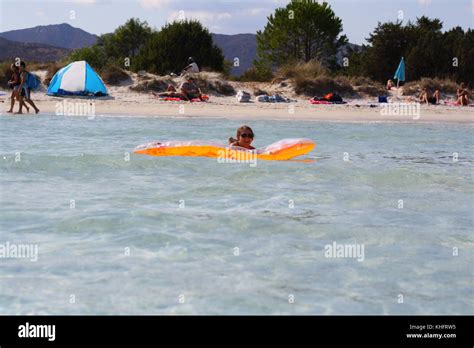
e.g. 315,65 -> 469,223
419,88 -> 440,105
6,63 -> 29,113
182,57 -> 199,75
179,76 -> 203,101
229,125 -> 255,150
16,61 -> 39,114
456,82 -> 469,106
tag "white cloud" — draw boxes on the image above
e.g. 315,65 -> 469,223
167,10 -> 232,23
70,0 -> 96,3
417,0 -> 432,5
138,0 -> 171,9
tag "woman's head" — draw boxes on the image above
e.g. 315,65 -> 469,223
10,63 -> 18,72
236,125 -> 254,146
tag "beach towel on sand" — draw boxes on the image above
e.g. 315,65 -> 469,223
256,94 -> 291,103
309,99 -> 347,105
153,93 -> 209,102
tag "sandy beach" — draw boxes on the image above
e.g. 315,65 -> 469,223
1,77 -> 473,123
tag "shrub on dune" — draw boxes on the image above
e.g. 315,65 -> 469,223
402,78 -> 459,96
101,65 -> 131,85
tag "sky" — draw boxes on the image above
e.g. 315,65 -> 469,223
0,0 -> 472,44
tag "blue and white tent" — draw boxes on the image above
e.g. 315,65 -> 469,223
47,61 -> 108,96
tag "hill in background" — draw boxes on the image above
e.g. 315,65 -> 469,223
0,24 -> 360,76
0,37 -> 70,63
0,23 -> 98,49
211,33 -> 257,76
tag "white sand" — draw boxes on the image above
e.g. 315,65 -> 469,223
1,72 -> 473,123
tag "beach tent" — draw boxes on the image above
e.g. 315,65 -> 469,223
47,61 -> 108,96
393,57 -> 405,88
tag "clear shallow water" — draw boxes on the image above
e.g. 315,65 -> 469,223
0,114 -> 473,315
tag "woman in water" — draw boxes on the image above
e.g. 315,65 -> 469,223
229,125 -> 255,150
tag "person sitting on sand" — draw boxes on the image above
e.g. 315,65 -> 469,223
179,76 -> 203,101
419,88 -> 440,105
182,57 -> 199,75
386,79 -> 394,90
16,61 -> 39,114
6,63 -> 29,113
228,125 -> 256,150
456,82 -> 469,106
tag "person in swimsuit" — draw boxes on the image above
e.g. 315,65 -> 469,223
419,88 -> 440,105
456,83 -> 470,106
16,61 -> 39,114
6,63 -> 29,113
179,76 -> 203,101
228,125 -> 255,150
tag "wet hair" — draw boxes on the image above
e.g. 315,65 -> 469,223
229,125 -> 254,144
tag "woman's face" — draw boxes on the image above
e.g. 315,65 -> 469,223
238,130 -> 254,147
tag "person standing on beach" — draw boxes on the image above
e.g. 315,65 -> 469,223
6,63 -> 29,113
16,61 -> 39,114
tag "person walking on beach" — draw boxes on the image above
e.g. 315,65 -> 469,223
6,63 -> 29,113
456,83 -> 470,106
16,61 -> 39,114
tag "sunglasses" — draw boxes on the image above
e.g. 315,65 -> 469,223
240,133 -> 254,138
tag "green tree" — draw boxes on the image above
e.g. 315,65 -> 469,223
349,16 -> 473,85
256,0 -> 346,67
103,18 -> 152,65
134,20 -> 224,75
68,45 -> 107,69
359,21 -> 411,81
404,17 -> 446,80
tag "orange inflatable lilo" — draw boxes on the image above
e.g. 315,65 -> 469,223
134,138 -> 315,161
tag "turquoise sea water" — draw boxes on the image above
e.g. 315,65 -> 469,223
0,114 -> 473,314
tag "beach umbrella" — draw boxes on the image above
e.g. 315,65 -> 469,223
393,57 -> 405,88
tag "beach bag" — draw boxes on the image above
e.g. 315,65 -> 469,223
236,90 -> 251,102
323,93 -> 334,101
26,72 -> 41,90
256,95 -> 269,102
378,96 -> 388,103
